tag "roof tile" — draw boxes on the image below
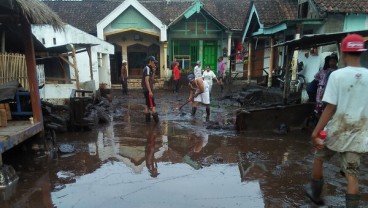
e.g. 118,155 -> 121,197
313,0 -> 368,13
43,0 -> 251,34
253,0 -> 298,26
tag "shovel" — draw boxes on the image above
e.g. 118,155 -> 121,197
176,99 -> 191,111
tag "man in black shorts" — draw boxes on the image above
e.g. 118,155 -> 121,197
142,56 -> 159,123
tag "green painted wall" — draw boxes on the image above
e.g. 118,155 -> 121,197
169,13 -> 222,39
168,13 -> 224,68
111,6 -> 157,30
344,14 -> 368,32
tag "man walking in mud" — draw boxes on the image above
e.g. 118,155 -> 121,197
142,56 -> 159,123
121,60 -> 128,95
305,34 -> 368,207
187,74 -> 211,122
217,56 -> 225,93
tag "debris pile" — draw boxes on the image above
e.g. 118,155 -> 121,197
41,94 -> 111,132
230,86 -> 283,108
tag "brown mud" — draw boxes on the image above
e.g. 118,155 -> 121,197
1,85 -> 368,208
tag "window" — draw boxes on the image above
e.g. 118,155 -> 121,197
298,2 -> 309,18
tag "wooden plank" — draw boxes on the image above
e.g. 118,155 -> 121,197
0,121 -> 43,154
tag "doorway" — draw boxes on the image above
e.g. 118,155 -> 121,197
203,41 -> 218,74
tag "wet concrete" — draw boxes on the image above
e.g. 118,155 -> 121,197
1,85 -> 368,208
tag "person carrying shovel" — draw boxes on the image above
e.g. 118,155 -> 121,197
187,74 -> 211,122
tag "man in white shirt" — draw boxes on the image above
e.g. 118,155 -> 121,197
305,34 -> 368,207
202,65 -> 219,93
193,61 -> 202,79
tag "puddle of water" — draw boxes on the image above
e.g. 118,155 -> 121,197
1,90 -> 368,207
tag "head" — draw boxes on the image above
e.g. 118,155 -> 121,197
323,56 -> 331,70
187,74 -> 195,84
197,60 -> 201,66
147,56 -> 158,68
341,34 -> 367,66
205,65 -> 211,71
218,56 -> 223,62
328,53 -> 338,68
122,60 -> 127,65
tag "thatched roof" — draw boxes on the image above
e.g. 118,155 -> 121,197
0,0 -> 64,30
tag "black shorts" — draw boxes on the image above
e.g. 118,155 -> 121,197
143,91 -> 156,108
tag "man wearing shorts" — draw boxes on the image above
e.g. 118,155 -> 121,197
187,74 -> 210,122
142,56 -> 159,123
305,34 -> 368,207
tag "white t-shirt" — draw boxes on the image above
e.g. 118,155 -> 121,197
323,66 -> 368,153
194,65 -> 202,78
202,70 -> 217,85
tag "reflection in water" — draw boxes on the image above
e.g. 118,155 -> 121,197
145,129 -> 159,177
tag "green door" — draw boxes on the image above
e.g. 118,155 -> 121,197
203,41 -> 218,75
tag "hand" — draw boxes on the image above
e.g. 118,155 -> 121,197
149,92 -> 153,98
187,96 -> 193,102
311,132 -> 324,150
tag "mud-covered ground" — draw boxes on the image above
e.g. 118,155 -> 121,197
1,84 -> 368,208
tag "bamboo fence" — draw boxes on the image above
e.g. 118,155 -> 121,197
0,53 -> 28,90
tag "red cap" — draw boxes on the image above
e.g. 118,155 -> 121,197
341,34 -> 367,52
319,130 -> 328,139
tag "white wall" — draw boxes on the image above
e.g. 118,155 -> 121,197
32,24 -> 114,93
298,50 -> 332,83
98,54 -> 111,87
41,84 -> 75,100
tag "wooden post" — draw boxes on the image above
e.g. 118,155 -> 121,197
283,46 -> 293,105
163,42 -> 168,79
268,38 -> 275,88
1,29 -> 5,53
70,45 -> 80,90
87,46 -> 94,80
247,40 -> 253,84
21,17 -> 43,123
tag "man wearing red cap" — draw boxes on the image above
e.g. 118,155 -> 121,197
305,34 -> 368,207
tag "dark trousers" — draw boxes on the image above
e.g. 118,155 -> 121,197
173,80 -> 180,93
122,80 -> 128,95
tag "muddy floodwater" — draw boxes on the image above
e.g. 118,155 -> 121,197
1,88 -> 368,208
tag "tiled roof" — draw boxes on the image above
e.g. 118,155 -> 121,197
253,0 -> 298,26
43,0 -> 251,34
312,0 -> 368,14
43,1 -> 120,35
141,0 -> 250,30
201,0 -> 250,30
139,1 -> 194,25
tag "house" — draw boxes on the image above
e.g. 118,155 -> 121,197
242,0 -> 368,88
43,0 -> 250,89
295,0 -> 368,82
0,0 -> 64,187
242,0 -> 309,86
32,24 -> 114,102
